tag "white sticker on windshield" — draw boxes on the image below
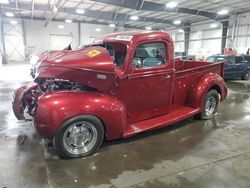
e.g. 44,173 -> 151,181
115,35 -> 133,41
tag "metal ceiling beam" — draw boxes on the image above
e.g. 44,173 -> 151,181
1,15 -> 145,31
44,0 -> 65,26
3,2 -> 186,28
31,0 -> 35,20
92,0 -> 229,21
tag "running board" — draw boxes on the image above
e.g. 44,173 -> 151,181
123,107 -> 200,138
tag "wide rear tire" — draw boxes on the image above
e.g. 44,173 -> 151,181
196,90 -> 219,120
54,115 -> 104,159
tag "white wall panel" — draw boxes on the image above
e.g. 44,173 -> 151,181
49,34 -> 73,50
3,19 -> 25,61
188,41 -> 202,55
24,20 -> 78,55
203,29 -> 221,38
190,31 -> 203,40
80,23 -> 115,45
174,42 -> 184,52
202,39 -> 221,55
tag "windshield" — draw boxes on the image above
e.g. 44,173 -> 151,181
206,56 -> 235,64
206,56 -> 227,62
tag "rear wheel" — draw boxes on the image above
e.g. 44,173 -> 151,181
196,90 -> 219,120
54,115 -> 104,159
242,70 -> 250,80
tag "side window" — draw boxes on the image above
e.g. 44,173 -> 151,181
245,56 -> 250,63
226,57 -> 235,65
235,56 -> 244,64
133,42 -> 166,69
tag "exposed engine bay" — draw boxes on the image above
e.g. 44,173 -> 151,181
16,78 -> 97,120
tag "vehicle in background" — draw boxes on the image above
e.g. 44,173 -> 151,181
13,31 -> 227,158
206,54 -> 250,80
176,55 -> 196,61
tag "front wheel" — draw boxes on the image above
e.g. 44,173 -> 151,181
54,115 -> 104,159
196,90 -> 219,120
242,70 -> 250,80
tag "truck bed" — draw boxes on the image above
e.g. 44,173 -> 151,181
173,59 -> 224,107
175,59 -> 224,74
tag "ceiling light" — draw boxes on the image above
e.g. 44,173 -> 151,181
6,12 -> 14,17
173,20 -> 181,25
217,9 -> 229,15
130,15 -> 139,21
58,25 -> 64,29
178,29 -> 184,33
145,26 -> 152,30
65,19 -> 72,23
109,24 -> 116,27
96,28 -> 101,32
53,6 -> 58,13
76,9 -> 85,14
10,20 -> 17,25
0,0 -> 9,4
210,23 -> 218,28
166,1 -> 178,8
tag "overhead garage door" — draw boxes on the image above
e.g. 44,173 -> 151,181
49,34 -> 73,50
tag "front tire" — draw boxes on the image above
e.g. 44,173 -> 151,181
54,115 -> 104,159
196,90 -> 219,120
242,70 -> 250,80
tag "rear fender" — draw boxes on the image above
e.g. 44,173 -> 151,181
186,73 -> 227,109
34,91 -> 127,140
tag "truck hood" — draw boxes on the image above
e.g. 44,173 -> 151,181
36,46 -> 116,92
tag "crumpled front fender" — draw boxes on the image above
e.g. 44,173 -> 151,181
34,91 -> 127,140
12,83 -> 38,120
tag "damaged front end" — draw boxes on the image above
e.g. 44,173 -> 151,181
12,78 -> 97,120
12,46 -> 115,121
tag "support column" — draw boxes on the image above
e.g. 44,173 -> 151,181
0,16 -> 6,65
78,22 -> 81,46
21,19 -> 27,60
183,24 -> 190,56
221,20 -> 229,54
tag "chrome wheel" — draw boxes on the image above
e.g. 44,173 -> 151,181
205,96 -> 216,117
63,121 -> 98,155
244,71 -> 250,80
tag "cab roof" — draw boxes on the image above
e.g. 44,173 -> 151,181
92,31 -> 173,45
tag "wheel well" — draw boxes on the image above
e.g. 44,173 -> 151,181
209,85 -> 221,98
94,115 -> 107,140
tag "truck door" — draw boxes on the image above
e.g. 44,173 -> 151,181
116,41 -> 174,123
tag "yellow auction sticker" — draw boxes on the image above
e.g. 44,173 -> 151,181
87,50 -> 101,58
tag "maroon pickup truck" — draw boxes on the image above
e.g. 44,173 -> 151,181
12,31 -> 227,158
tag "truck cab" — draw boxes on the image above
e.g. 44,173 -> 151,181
13,31 -> 227,158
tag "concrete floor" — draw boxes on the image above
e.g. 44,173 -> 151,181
1,63 -> 250,188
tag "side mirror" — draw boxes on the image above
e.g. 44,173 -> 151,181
132,58 -> 142,69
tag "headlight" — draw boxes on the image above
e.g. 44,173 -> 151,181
30,55 -> 39,65
34,61 -> 42,79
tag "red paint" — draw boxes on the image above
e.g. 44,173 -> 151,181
12,31 -> 227,140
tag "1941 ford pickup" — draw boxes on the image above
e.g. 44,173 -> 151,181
12,31 -> 227,158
